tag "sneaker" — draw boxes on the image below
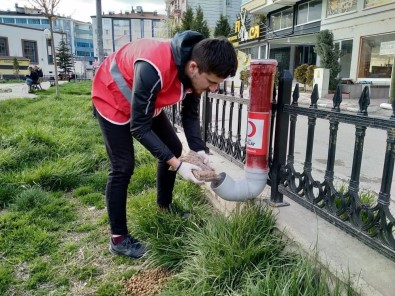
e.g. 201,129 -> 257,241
109,234 -> 147,259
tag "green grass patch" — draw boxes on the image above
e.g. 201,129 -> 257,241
0,81 -> 357,295
0,263 -> 15,294
79,192 -> 106,209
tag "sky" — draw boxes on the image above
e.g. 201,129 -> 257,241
2,0 -> 166,23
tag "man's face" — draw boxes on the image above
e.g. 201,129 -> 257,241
186,61 -> 224,95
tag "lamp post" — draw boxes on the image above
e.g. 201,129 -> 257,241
44,27 -> 60,97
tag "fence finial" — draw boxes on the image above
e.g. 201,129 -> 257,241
332,84 -> 342,112
310,84 -> 319,108
231,81 -> 235,96
292,83 -> 299,105
358,85 -> 370,116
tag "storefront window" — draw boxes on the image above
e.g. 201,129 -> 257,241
250,46 -> 259,59
298,3 -> 308,24
297,0 -> 322,25
260,45 -> 267,59
294,46 -> 317,69
271,8 -> 293,31
327,0 -> 357,17
272,14 -> 281,31
270,47 -> 291,74
364,0 -> 392,8
358,33 -> 395,78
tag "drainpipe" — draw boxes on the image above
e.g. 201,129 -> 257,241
211,60 -> 278,201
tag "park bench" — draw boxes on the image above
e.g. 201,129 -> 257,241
29,81 -> 42,92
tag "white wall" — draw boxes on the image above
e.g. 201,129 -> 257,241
0,23 -> 64,76
74,60 -> 93,78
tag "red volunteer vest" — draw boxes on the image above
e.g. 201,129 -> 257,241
92,39 -> 186,124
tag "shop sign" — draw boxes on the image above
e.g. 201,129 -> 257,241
228,9 -> 263,46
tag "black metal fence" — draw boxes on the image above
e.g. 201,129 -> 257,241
165,72 -> 395,261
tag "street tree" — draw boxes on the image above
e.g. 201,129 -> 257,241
214,14 -> 231,37
192,6 -> 210,38
13,58 -> 20,80
160,19 -> 181,38
181,7 -> 194,31
29,0 -> 61,97
171,24 -> 182,36
314,30 -> 341,90
56,39 -> 73,76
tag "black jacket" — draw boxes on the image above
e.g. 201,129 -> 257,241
27,71 -> 39,83
130,31 -> 206,162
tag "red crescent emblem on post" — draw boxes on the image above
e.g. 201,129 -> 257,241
247,120 -> 256,137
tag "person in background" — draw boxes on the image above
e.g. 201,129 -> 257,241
26,66 -> 40,92
35,66 -> 44,84
68,71 -> 76,82
91,30 -> 238,259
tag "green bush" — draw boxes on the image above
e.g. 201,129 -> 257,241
314,30 -> 341,90
294,64 -> 309,87
11,187 -> 52,212
240,69 -> 250,87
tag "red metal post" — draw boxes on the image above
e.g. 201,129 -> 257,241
246,60 -> 278,172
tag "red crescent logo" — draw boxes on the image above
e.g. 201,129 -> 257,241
247,120 -> 256,137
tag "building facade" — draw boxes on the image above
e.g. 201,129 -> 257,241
234,0 -> 321,75
91,7 -> 165,58
232,0 -> 394,85
166,0 -> 241,34
0,23 -> 64,78
321,0 -> 394,83
0,4 -> 95,66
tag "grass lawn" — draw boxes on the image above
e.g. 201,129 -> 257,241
0,82 -> 357,295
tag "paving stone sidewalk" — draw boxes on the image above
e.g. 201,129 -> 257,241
297,91 -> 393,117
0,81 -> 68,101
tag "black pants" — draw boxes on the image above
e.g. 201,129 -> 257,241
97,111 -> 182,235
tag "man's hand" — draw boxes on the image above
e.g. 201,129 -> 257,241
197,150 -> 209,164
177,162 -> 204,185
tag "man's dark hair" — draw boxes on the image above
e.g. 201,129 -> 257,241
191,37 -> 238,78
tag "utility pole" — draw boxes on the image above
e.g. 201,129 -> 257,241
96,0 -> 104,64
48,15 -> 60,97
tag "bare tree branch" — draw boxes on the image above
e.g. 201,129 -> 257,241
28,0 -> 62,97
28,0 -> 61,18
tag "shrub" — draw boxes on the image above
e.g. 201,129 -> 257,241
294,64 -> 309,88
240,69 -> 250,87
314,30 -> 341,90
